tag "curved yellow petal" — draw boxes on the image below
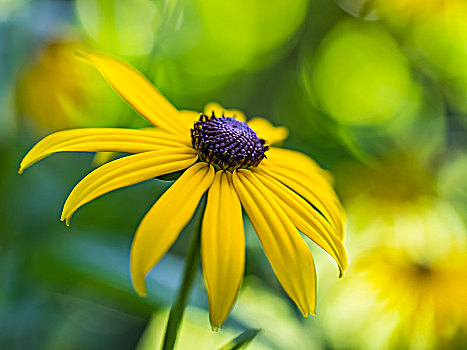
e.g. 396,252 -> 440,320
260,151 -> 345,239
78,51 -> 187,135
232,169 -> 316,316
267,147 -> 335,186
131,162 -> 215,296
19,128 -> 190,174
253,168 -> 348,277
247,118 -> 288,145
179,110 -> 201,131
202,171 -> 245,328
61,147 -> 197,225
203,102 -> 246,122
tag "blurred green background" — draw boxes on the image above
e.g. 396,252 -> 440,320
1,0 -> 466,349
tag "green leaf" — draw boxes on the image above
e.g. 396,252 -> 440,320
218,329 -> 261,350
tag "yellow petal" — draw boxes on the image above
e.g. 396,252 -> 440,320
260,150 -> 345,239
202,171 -> 245,328
267,147 -> 335,186
253,168 -> 348,277
233,169 -> 316,316
179,109 -> 201,130
131,162 -> 215,296
19,128 -> 190,174
61,147 -> 197,225
78,51 -> 187,135
247,118 -> 288,145
203,102 -> 246,122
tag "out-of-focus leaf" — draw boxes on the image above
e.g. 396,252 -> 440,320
218,329 -> 261,350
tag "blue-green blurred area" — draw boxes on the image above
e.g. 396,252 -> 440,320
1,0 -> 466,349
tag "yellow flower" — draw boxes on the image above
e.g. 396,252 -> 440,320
16,40 -> 92,133
19,52 -> 347,328
320,199 -> 467,350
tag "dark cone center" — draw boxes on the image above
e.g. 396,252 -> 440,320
191,112 -> 268,170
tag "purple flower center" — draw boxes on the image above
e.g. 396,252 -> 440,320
191,112 -> 269,170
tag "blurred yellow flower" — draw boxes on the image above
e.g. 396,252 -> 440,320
19,52 -> 347,328
16,40 -> 92,133
320,199 -> 467,350
16,40 -> 129,135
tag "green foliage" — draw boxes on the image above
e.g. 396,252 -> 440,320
218,329 -> 261,350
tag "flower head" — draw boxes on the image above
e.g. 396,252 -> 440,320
19,52 -> 347,328
320,199 -> 467,349
191,114 -> 268,170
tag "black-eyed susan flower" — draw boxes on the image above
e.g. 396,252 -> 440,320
19,52 -> 347,328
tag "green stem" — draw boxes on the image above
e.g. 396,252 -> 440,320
161,196 -> 206,350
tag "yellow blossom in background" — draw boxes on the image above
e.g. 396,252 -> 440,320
16,40 -> 89,132
320,198 -> 467,350
19,52 -> 347,329
15,40 -> 133,135
335,153 -> 436,229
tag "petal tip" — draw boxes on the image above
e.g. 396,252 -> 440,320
131,271 -> 148,297
60,214 -> 71,226
338,267 -> 346,279
136,289 -> 148,297
303,309 -> 316,317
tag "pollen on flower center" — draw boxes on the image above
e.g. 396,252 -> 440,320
191,112 -> 269,170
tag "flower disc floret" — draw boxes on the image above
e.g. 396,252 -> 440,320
191,112 -> 269,170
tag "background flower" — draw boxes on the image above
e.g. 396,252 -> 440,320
319,198 -> 467,350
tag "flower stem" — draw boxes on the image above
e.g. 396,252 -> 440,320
161,196 -> 206,350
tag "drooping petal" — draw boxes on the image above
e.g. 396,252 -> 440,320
267,147 -> 335,187
233,169 -> 316,316
61,148 -> 198,225
260,150 -> 345,239
78,52 -> 187,135
203,102 -> 246,122
202,171 -> 245,328
264,164 -> 344,239
253,168 -> 348,276
131,162 -> 215,296
247,118 -> 288,145
19,128 -> 190,174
